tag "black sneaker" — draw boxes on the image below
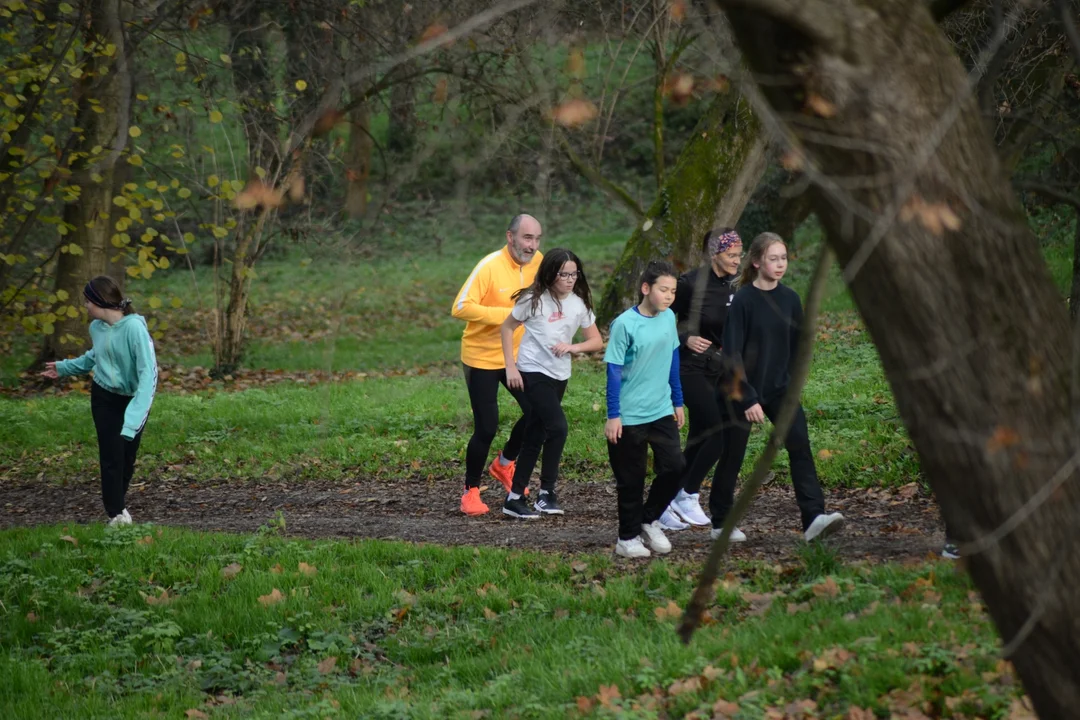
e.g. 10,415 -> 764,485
534,491 -> 564,515
503,496 -> 540,519
942,540 -> 960,560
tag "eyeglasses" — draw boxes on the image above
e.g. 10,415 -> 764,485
557,272 -> 579,280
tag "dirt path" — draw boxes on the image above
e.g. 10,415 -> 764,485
0,475 -> 944,563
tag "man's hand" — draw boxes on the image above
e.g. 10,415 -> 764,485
604,417 -> 623,444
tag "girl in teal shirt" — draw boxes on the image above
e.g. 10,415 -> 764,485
41,275 -> 157,526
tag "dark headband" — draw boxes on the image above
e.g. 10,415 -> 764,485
84,282 -> 124,310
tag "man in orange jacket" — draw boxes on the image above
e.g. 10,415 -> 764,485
451,214 -> 544,515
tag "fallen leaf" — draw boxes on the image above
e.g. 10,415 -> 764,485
395,589 -> 416,605
59,535 -> 78,546
787,601 -> 811,614
136,535 -> 153,545
258,588 -> 284,606
576,696 -> 594,713
571,561 -> 588,573
274,671 -> 287,685
270,564 -> 283,574
482,607 -> 498,620
713,699 -> 740,717
551,98 -> 598,128
805,92 -> 837,117
743,591 -> 778,617
702,665 -> 724,681
780,149 -> 805,171
1008,696 -> 1037,719
186,659 -> 202,671
25,612 -> 38,623
145,589 -> 171,606
812,646 -> 854,671
298,562 -> 317,577
221,563 -> 243,579
668,676 -> 703,696
654,600 -> 681,620
597,684 -> 621,709
317,656 -> 337,674
185,710 -> 208,719
817,448 -> 833,460
812,576 -> 840,597
846,708 -> 875,720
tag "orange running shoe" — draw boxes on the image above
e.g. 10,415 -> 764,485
460,487 -> 489,516
488,456 -> 527,495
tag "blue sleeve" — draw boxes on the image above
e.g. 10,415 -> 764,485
669,348 -> 683,408
121,326 -> 158,440
606,362 -> 622,419
55,348 -> 96,377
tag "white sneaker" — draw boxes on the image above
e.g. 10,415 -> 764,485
107,511 -> 132,527
805,512 -> 845,542
640,521 -> 672,554
122,509 -> 132,524
709,526 -> 747,542
615,537 -> 651,558
671,490 -> 711,526
658,507 -> 689,531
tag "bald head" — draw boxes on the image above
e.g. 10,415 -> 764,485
506,214 -> 541,265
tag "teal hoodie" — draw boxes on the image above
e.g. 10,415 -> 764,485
56,314 -> 158,439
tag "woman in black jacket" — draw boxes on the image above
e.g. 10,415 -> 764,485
659,228 -> 744,531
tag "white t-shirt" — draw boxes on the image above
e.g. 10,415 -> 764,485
512,290 -> 596,381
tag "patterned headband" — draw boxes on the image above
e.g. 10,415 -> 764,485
707,230 -> 742,257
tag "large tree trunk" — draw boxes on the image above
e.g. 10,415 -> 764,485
41,0 -> 130,361
344,93 -> 373,219
597,93 -> 767,323
716,0 -> 1080,714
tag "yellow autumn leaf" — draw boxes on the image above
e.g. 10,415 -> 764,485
148,296 -> 162,309
128,126 -> 142,138
207,174 -> 219,188
209,110 -> 223,123
295,79 -> 308,91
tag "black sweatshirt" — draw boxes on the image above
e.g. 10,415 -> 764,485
671,267 -> 736,373
721,282 -> 803,408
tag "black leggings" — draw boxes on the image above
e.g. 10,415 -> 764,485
463,364 -> 531,488
679,368 -> 733,494
708,396 -> 825,531
511,372 -> 568,495
91,382 -> 144,518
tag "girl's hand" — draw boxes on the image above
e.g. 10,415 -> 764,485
506,367 -> 524,391
744,403 -> 765,424
687,335 -> 712,354
40,362 -> 59,380
551,342 -> 573,357
604,418 -> 623,444
674,406 -> 685,429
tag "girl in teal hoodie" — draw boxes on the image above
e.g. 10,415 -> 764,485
41,276 -> 158,526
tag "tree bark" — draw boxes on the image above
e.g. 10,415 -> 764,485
344,92 -> 373,219
41,0 -> 130,361
228,0 -> 278,176
597,93 -> 767,324
716,0 -> 1080,714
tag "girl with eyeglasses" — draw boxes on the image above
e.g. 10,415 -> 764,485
499,248 -> 603,518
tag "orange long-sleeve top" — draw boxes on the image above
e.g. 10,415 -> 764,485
451,246 -> 543,369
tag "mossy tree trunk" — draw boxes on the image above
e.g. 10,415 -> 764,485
597,93 -> 767,324
717,0 -> 1080,714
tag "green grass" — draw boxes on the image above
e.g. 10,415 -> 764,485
0,524 -> 1020,719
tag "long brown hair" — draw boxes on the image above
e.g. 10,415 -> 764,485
511,247 -> 593,317
736,232 -> 786,288
86,275 -> 134,315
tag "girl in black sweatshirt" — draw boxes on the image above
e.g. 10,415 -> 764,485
715,233 -> 845,542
